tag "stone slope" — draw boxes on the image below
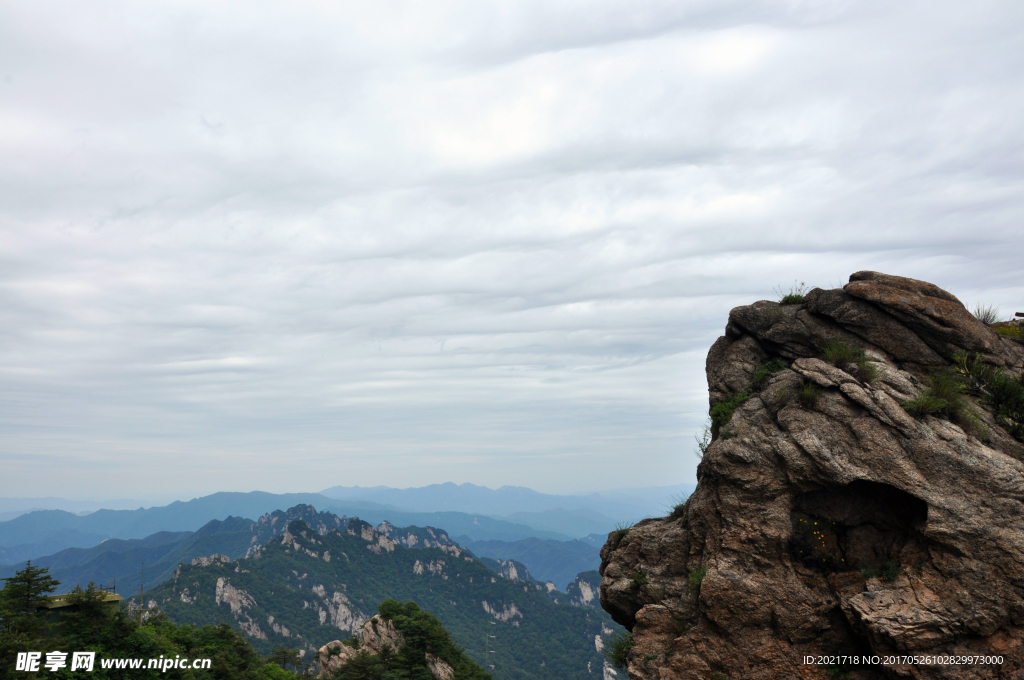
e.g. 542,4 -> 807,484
600,272 -> 1024,680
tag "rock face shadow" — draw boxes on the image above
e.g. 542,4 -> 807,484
791,480 -> 927,574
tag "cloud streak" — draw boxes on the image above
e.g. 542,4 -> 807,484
1,0 -> 1022,497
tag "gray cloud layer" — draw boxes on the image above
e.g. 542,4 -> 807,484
1,1 -> 1022,497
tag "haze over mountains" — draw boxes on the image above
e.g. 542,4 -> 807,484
0,482 -> 693,592
0,482 -> 692,563
318,482 -> 688,521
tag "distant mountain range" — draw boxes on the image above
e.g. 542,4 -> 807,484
0,492 -> 336,563
0,483 -> 694,566
318,481 -> 693,523
457,536 -> 602,591
0,496 -> 173,515
0,517 -> 257,597
0,492 -> 564,564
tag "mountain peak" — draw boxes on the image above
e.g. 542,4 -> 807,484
600,272 -> 1024,678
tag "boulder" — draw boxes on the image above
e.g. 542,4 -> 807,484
316,616 -> 405,677
317,640 -> 357,677
844,271 -> 1024,368
705,334 -> 766,408
728,300 -> 872,360
425,653 -> 455,680
600,272 -> 1024,680
358,615 -> 405,655
803,286 -> 945,366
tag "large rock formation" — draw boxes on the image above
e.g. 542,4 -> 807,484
317,613 -> 456,679
317,615 -> 406,677
600,272 -> 1024,679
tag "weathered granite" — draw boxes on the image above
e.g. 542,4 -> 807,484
601,272 -> 1024,680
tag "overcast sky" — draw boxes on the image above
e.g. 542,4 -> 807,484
1,0 -> 1022,500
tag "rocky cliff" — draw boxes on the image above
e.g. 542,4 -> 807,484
599,272 -> 1024,679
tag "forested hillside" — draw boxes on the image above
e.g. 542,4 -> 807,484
0,564 -> 296,680
148,517 -> 619,680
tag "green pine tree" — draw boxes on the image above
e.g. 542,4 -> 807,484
0,561 -> 59,637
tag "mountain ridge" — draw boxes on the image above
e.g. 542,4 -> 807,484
0,493 -> 587,564
147,510 -> 621,680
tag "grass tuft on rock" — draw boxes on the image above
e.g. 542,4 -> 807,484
609,523 -> 632,549
903,364 -> 991,439
710,391 -> 750,438
667,494 -> 688,521
689,566 -> 708,593
821,339 -> 879,384
603,631 -> 634,671
903,395 -> 949,417
971,303 -> 1001,325
708,358 -> 792,440
952,352 -> 1024,441
861,560 -> 901,583
694,424 -> 711,459
776,280 -> 808,305
879,560 -> 901,582
749,358 -> 787,390
798,381 -> 820,409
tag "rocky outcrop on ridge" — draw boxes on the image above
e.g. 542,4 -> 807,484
317,615 -> 454,679
600,272 -> 1024,679
317,614 -> 406,676
482,557 -> 532,582
245,505 -> 456,558
565,570 -> 602,608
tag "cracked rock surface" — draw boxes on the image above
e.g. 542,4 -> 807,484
600,272 -> 1024,680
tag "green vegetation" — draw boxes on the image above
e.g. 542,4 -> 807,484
609,524 -> 631,550
902,395 -> 950,417
749,359 -> 787,390
903,361 -> 992,439
602,631 -> 633,671
688,567 -> 707,593
798,381 -> 820,409
667,496 -> 687,522
710,391 -> 750,438
995,324 -> 1023,341
821,339 -> 878,383
148,519 -> 620,680
671,616 -> 690,635
776,281 -> 809,305
709,358 -> 793,439
0,561 -> 59,639
821,339 -> 861,366
628,572 -> 648,589
0,564 -> 295,680
903,364 -> 968,421
951,353 -> 1024,441
694,424 -> 711,460
857,359 -> 880,384
823,665 -> 852,680
330,600 -> 490,680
